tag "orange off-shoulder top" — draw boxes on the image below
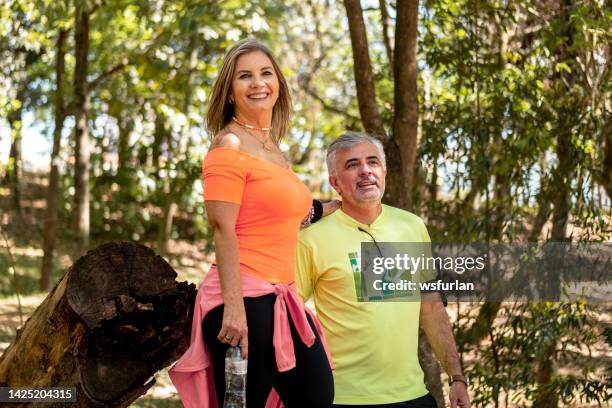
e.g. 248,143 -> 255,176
202,147 -> 312,284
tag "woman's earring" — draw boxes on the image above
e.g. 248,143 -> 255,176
229,96 -> 234,104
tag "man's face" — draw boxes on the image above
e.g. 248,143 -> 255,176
329,142 -> 386,206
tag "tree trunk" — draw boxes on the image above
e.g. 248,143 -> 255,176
534,128 -> 573,408
151,113 -> 166,176
73,0 -> 91,251
41,29 -> 68,292
6,95 -> 24,211
534,1 -> 578,406
344,0 -> 444,401
595,118 -> 612,199
395,2 -> 445,402
529,200 -> 552,242
343,0 -> 386,138
391,0 -> 419,210
529,155 -> 552,242
429,159 -> 438,202
379,0 -> 394,70
0,242 -> 196,407
550,128 -> 573,243
458,302 -> 502,346
491,170 -> 511,239
157,198 -> 177,256
117,117 -> 134,176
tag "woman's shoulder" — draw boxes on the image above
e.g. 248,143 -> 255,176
210,131 -> 263,155
210,130 -> 242,150
204,132 -> 253,168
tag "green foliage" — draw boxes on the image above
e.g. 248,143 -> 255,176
462,302 -> 610,407
420,0 -> 609,242
0,1 -> 610,406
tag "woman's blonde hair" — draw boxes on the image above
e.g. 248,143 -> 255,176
206,39 -> 292,143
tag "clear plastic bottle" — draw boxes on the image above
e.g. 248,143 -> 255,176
223,346 -> 247,408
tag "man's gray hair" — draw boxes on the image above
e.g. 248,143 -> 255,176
326,131 -> 386,176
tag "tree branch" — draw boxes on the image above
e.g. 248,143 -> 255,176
88,58 -> 128,90
298,79 -> 361,123
70,27 -> 168,106
379,0 -> 394,70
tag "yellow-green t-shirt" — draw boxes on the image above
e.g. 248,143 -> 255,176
296,205 -> 433,405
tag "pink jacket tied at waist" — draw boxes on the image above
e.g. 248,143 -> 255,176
169,266 -> 333,408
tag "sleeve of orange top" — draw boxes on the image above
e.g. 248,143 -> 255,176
202,149 -> 247,204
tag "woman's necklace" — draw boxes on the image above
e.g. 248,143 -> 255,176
232,116 -> 272,131
232,116 -> 274,152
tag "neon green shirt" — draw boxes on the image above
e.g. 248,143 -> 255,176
296,205 -> 432,404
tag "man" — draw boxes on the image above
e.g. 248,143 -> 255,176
296,132 -> 471,408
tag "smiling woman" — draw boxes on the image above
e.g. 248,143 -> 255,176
205,40 -> 292,148
169,39 -> 335,408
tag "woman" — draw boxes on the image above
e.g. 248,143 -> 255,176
169,39 -> 336,408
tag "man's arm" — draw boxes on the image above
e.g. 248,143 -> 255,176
420,292 -> 471,408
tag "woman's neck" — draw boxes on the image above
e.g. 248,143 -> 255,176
234,111 -> 272,129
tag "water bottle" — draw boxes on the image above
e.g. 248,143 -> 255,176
223,346 -> 247,408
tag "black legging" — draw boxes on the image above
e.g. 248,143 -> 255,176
203,293 -> 334,408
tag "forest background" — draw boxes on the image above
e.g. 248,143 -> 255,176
0,0 -> 610,407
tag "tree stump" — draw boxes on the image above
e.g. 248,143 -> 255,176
0,242 -> 197,407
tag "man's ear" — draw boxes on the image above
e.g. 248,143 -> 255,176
329,175 -> 341,195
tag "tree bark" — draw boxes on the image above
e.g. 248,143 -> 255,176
0,242 -> 196,407
391,0 -> 419,210
41,29 -> 68,292
428,159 -> 438,202
529,201 -> 552,242
379,0 -> 394,70
550,127 -> 573,243
158,200 -> 177,255
6,104 -> 24,211
343,0 -> 386,138
73,0 -> 91,251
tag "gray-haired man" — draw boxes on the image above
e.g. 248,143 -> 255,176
296,132 -> 471,408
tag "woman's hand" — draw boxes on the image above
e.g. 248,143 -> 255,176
218,301 -> 249,359
322,199 -> 341,217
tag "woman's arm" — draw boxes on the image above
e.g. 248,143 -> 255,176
205,200 -> 249,359
322,199 -> 342,216
301,199 -> 342,228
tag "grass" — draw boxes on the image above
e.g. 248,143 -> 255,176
0,254 -> 60,297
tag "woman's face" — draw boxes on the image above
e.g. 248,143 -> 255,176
230,51 -> 280,117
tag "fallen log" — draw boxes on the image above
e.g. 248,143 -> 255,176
0,241 -> 197,407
